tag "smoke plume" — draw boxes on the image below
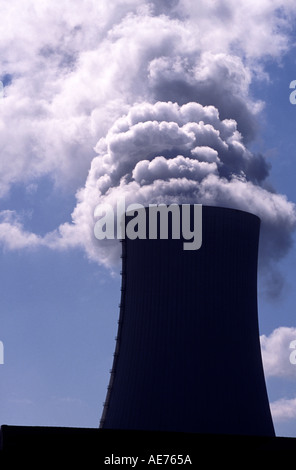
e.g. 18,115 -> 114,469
73,100 -> 295,276
0,0 -> 296,293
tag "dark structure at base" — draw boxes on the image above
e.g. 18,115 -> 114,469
0,426 -> 295,464
101,206 -> 274,436
1,208 -> 283,463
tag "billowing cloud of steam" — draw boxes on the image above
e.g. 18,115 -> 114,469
0,0 -> 296,293
69,100 -> 296,275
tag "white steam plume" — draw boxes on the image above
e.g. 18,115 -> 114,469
0,1 -> 295,293
68,100 -> 295,275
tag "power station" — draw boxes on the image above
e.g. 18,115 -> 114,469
5,204 -> 296,461
100,205 -> 275,436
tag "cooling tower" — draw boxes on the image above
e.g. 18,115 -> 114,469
100,205 -> 275,436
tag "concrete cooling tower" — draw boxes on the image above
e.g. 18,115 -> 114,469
100,205 -> 275,437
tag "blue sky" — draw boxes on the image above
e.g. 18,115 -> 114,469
252,55 -> 296,437
1,0 -> 296,437
0,248 -> 120,427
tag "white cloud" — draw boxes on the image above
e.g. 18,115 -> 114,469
0,211 -> 42,250
260,327 -> 296,379
176,0 -> 295,59
66,100 -> 294,269
270,397 -> 296,421
132,155 -> 218,184
0,1 -> 296,277
1,0 -> 295,196
0,98 -> 295,273
0,210 -> 83,254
